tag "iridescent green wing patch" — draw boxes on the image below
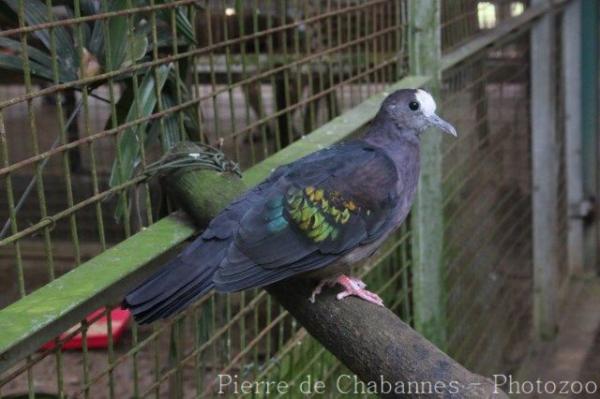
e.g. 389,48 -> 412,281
264,195 -> 289,233
284,186 -> 366,243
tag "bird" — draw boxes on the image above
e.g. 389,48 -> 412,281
123,89 -> 457,324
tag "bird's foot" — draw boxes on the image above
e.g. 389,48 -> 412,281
309,275 -> 384,306
309,277 -> 337,303
335,275 -> 384,306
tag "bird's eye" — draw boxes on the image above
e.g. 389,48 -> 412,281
409,101 -> 420,111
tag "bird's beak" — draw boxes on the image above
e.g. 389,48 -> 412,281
428,113 -> 457,137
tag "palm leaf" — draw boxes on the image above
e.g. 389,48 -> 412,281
172,6 -> 197,45
2,0 -> 78,79
171,71 -> 201,138
109,64 -> 172,221
109,63 -> 172,191
0,37 -> 78,82
78,0 -> 100,16
109,64 -> 172,186
146,92 -> 182,149
155,0 -> 197,45
0,53 -> 56,82
0,37 -> 51,67
87,12 -> 105,58
87,0 -> 148,72
122,34 -> 149,68
103,0 -> 130,71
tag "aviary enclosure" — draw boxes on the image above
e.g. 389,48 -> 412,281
0,0 -> 596,397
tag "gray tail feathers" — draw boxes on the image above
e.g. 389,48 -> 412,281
122,237 -> 227,324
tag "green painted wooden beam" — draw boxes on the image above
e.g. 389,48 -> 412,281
531,0 -> 560,341
581,0 -> 599,273
0,213 -> 196,372
563,0 -> 584,275
409,0 -> 447,349
0,75 -> 430,374
440,0 -> 569,72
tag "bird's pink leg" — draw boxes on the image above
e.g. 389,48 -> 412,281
309,274 -> 384,306
335,275 -> 384,306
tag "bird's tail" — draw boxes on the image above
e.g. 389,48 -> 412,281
122,238 -> 227,324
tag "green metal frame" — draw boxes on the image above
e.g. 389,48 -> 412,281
0,75 -> 431,374
581,0 -> 599,273
441,0 -> 567,71
409,0 -> 446,349
531,0 -> 560,341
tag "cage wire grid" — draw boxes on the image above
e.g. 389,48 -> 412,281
0,0 -> 412,397
0,0 -> 408,301
0,0 -> 573,398
441,29 -> 534,374
441,0 -> 528,53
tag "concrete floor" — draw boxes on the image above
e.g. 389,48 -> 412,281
516,275 -> 600,398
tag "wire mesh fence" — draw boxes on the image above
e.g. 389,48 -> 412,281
0,239 -> 412,398
441,4 -> 570,375
0,0 -> 411,397
0,0 -> 577,398
0,0 -> 408,305
441,29 -> 533,374
441,0 -> 528,52
554,11 -> 569,291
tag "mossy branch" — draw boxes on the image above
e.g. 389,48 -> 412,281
160,143 -> 508,399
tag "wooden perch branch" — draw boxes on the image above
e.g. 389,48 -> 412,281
163,154 -> 508,398
268,280 -> 506,398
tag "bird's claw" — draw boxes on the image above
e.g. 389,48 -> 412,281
336,287 -> 384,306
335,275 -> 384,306
309,285 -> 322,303
309,277 -> 336,303
309,274 -> 384,307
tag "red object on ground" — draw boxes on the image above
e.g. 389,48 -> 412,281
41,308 -> 131,351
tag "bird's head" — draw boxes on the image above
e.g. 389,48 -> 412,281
380,89 -> 457,137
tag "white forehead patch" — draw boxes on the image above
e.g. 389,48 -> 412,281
415,89 -> 436,116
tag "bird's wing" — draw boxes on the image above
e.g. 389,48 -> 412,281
213,141 -> 400,291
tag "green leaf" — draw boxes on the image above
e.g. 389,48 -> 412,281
79,0 -> 100,16
171,71 -> 200,137
173,7 -> 197,45
146,93 -> 182,149
0,37 -> 50,67
144,68 -> 199,143
109,64 -> 172,221
2,0 -> 79,79
87,0 -> 148,72
156,0 -> 197,45
0,37 -> 78,82
110,64 -> 172,184
0,53 -> 56,82
121,33 -> 148,68
87,15 -> 104,58
102,0 -> 130,71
